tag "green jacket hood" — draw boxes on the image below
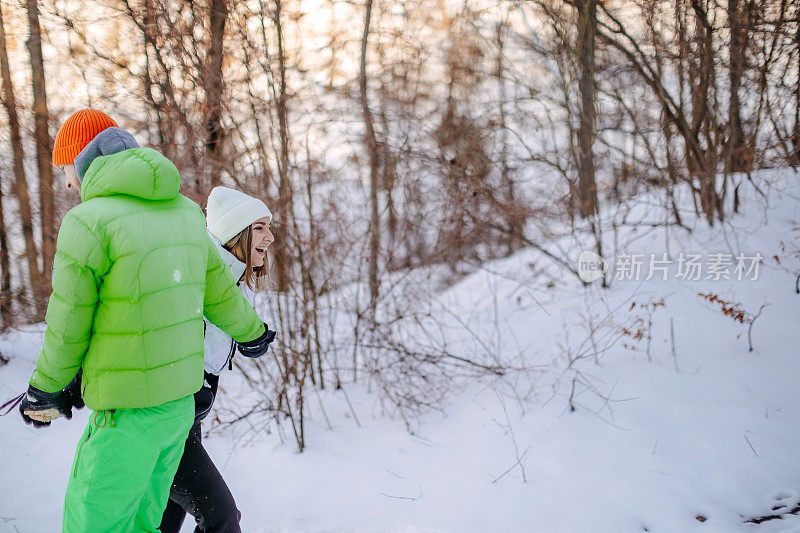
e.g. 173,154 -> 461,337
80,147 -> 181,203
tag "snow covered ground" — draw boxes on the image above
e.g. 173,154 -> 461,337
1,168 -> 799,532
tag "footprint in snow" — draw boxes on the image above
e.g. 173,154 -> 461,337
770,489 -> 800,514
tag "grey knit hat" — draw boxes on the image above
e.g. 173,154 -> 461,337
74,127 -> 139,181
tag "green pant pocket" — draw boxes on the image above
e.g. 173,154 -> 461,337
72,426 -> 92,478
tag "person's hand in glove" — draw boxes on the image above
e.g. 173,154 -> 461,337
237,323 -> 276,358
20,370 -> 84,428
63,369 -> 85,411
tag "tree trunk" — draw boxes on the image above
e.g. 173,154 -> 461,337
793,3 -> 800,165
26,0 -> 54,305
0,1 -> 43,319
377,67 -> 396,267
272,0 -> 292,292
205,0 -> 227,189
576,0 -> 598,219
0,170 -> 11,328
359,0 -> 380,318
496,20 -> 523,253
725,0 -> 751,173
691,0 -> 719,225
142,0 -> 169,156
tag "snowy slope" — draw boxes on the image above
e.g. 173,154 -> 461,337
1,167 -> 799,532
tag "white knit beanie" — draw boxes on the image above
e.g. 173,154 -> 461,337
206,186 -> 273,245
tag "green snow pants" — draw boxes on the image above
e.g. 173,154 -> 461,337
61,395 -> 194,533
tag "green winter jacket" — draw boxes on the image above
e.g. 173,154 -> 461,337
30,147 -> 265,410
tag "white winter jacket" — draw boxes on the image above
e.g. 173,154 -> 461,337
204,234 -> 257,375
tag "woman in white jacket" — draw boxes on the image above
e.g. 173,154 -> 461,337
160,186 -> 276,533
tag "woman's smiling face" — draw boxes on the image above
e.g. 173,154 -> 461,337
250,217 -> 274,268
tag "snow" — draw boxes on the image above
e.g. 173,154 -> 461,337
1,167 -> 799,532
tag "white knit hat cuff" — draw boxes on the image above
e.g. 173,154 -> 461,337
208,197 -> 272,245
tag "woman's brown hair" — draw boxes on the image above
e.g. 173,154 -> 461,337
224,226 -> 268,290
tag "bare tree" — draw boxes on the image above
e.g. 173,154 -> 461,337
359,0 -> 380,319
576,0 -> 598,219
142,0 -> 172,157
271,0 -> 293,292
0,0 -> 43,319
494,18 -> 525,254
26,0 -> 55,290
204,0 -> 228,190
725,0 -> 753,173
0,169 -> 11,328
792,0 -> 800,164
691,0 -> 722,223
589,0 -> 724,225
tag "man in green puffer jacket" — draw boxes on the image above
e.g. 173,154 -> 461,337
18,110 -> 274,532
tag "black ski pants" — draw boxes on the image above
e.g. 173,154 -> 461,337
159,421 -> 241,533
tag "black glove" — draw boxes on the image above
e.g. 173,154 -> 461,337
194,372 -> 219,423
237,323 -> 276,358
63,369 -> 85,411
19,371 -> 84,428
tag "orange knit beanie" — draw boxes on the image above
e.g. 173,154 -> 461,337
52,109 -> 118,166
